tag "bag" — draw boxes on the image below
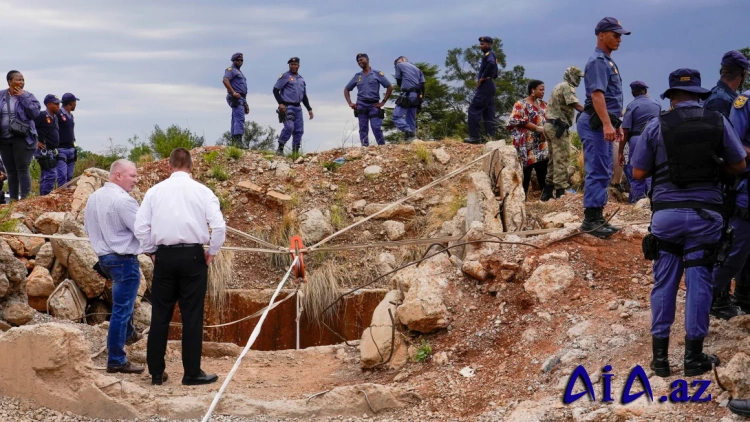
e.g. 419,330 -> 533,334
5,92 -> 30,137
36,149 -> 56,171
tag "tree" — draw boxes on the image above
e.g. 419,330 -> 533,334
148,124 -> 205,159
127,135 -> 152,163
443,38 -> 529,139
740,47 -> 750,93
216,121 -> 278,151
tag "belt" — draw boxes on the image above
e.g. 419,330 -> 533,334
283,102 -> 301,107
157,243 -> 203,249
358,99 -> 378,105
630,130 -> 642,136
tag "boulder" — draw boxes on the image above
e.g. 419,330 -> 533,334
34,212 -> 68,235
50,237 -> 105,298
462,260 -> 490,281
70,168 -> 108,218
363,204 -> 416,220
393,254 -> 452,333
360,290 -> 404,369
364,165 -> 382,178
431,148 -> 451,164
26,266 -> 55,312
50,259 -> 67,285
483,142 -> 525,232
377,252 -> 397,276
718,352 -> 750,398
35,242 -> 55,269
466,172 -> 504,234
237,180 -> 264,194
57,213 -> 87,237
48,279 -> 87,321
0,273 -> 8,298
138,254 -> 154,287
524,264 -> 575,303
133,301 -> 152,332
383,220 -> 405,241
0,241 -> 28,294
2,301 -> 35,326
299,208 -> 333,244
350,199 -> 367,215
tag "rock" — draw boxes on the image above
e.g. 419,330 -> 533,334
0,319 -> 10,331
299,208 -> 333,244
133,301 -> 152,332
635,197 -> 651,210
2,301 -> 35,326
34,243 -> 54,269
377,252 -> 397,275
351,199 -> 367,214
237,180 -> 264,194
360,290 -> 404,369
50,237 -> 105,298
567,321 -> 591,339
462,260 -> 489,281
433,351 -> 449,365
4,222 -> 45,258
26,266 -> 55,312
85,299 -> 110,325
483,142 -> 525,232
34,212 -> 68,235
394,254 -> 452,333
19,257 -> 34,272
541,212 -> 577,229
50,260 -> 66,285
0,243 -> 27,294
718,352 -> 750,398
541,353 -> 561,373
266,190 -> 292,203
71,168 -> 108,218
363,203 -> 416,220
138,254 -> 153,287
48,279 -> 87,321
383,220 -> 405,241
466,172 -> 503,234
57,212 -> 87,237
539,251 -> 570,263
364,165 -> 382,178
432,148 -> 451,164
275,161 -> 291,178
0,274 -> 8,298
524,264 -> 575,303
345,148 -> 363,160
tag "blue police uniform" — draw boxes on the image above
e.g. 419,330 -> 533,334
34,95 -> 61,196
622,91 -> 661,203
224,55 -> 248,138
345,64 -> 392,146
392,60 -> 425,137
56,92 -> 79,187
274,68 -> 310,151
704,80 -> 739,118
465,36 -> 498,143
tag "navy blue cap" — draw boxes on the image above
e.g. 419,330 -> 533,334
629,80 -> 648,90
721,50 -> 749,71
478,36 -> 493,44
231,52 -> 243,61
288,57 -> 299,64
43,94 -> 60,105
61,93 -> 79,103
660,68 -> 711,100
394,56 -> 406,66
356,53 -> 368,61
595,17 -> 631,35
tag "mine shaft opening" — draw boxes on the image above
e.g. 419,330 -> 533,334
165,288 -> 386,351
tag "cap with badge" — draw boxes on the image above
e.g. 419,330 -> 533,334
231,52 -> 243,61
594,17 -> 631,35
61,93 -> 79,103
43,94 -> 60,105
288,57 -> 300,64
721,50 -> 749,71
629,80 -> 649,90
660,68 -> 711,100
478,36 -> 493,44
356,53 -> 368,61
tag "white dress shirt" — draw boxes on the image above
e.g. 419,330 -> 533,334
84,182 -> 143,256
134,171 -> 226,255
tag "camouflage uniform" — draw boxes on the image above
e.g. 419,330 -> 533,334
543,67 -> 584,190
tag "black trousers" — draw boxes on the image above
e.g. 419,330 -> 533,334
147,245 -> 208,377
0,136 -> 35,200
522,160 -> 548,195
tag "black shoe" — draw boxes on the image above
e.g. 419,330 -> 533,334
404,131 -> 416,143
125,331 -> 143,346
182,370 -> 219,385
540,185 -> 554,202
710,290 -> 744,320
729,398 -> 750,417
275,146 -> 284,156
555,188 -> 566,199
580,208 -> 617,239
292,147 -> 300,155
684,337 -> 720,377
594,208 -> 620,234
152,371 -> 169,385
106,362 -> 145,374
650,336 -> 671,377
231,135 -> 242,146
463,137 -> 481,144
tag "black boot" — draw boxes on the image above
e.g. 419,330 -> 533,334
404,131 -> 416,143
540,184 -> 554,202
683,337 -> 720,377
729,398 -> 750,417
555,188 -> 567,198
292,146 -> 300,155
595,208 -> 620,235
463,137 -> 481,144
710,290 -> 744,320
275,145 -> 284,156
650,336 -> 671,377
580,208 -> 617,239
231,134 -> 242,146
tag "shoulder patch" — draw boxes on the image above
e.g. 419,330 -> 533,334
485,52 -> 489,57
227,67 -> 232,71
735,95 -> 748,109
379,71 -> 384,76
279,73 -> 284,79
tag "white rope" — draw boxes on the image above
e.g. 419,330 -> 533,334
201,256 -> 300,422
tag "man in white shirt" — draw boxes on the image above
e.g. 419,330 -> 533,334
84,159 -> 144,375
134,148 -> 226,386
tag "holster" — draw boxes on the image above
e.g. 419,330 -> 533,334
549,119 -> 570,138
36,150 -> 57,171
230,97 -> 240,108
715,225 -> 735,267
588,112 -> 622,131
642,233 -> 659,261
378,108 -> 385,119
353,108 -> 359,118
276,109 -> 286,123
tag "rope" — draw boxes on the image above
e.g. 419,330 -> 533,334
226,226 -> 284,251
201,256 -> 299,422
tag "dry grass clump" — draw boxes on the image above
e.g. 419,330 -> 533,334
207,249 -> 234,314
301,261 -> 352,328
422,185 -> 467,235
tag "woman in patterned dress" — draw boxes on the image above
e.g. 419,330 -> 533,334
508,80 -> 549,198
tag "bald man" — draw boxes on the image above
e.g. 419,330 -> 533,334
84,159 -> 145,374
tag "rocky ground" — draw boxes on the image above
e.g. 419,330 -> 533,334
1,141 -> 749,421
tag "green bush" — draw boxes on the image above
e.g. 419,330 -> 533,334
209,165 -> 229,181
226,146 -> 243,160
204,150 -> 220,164
414,339 -> 432,363
149,124 -> 204,159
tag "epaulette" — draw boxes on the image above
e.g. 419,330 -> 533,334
735,95 -> 748,109
227,67 -> 232,71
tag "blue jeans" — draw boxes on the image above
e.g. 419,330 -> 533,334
98,254 -> 140,367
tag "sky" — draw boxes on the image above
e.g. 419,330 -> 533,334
3,0 -> 749,155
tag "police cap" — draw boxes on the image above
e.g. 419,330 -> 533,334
478,36 -> 493,44
721,50 -> 749,71
288,57 -> 300,64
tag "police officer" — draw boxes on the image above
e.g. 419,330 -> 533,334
704,50 -> 749,118
273,57 -> 313,156
463,36 -> 498,144
222,52 -> 249,145
631,68 -> 746,378
541,66 -> 584,201
344,54 -> 393,147
578,17 -> 630,238
57,93 -> 79,186
392,56 -> 425,143
618,81 -> 661,203
34,95 -> 60,196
